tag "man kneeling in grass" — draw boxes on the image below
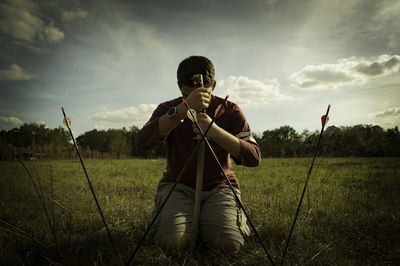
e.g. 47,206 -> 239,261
136,56 -> 260,256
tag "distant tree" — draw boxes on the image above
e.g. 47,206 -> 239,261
364,125 -> 386,156
129,125 -> 140,157
298,129 -> 318,157
385,126 -> 400,156
260,125 -> 300,157
321,126 -> 342,156
0,123 -> 72,159
77,129 -> 109,153
260,129 -> 279,157
107,129 -> 129,158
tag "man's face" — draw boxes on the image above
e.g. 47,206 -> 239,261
179,81 -> 215,99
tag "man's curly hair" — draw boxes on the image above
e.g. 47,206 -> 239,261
177,56 -> 215,88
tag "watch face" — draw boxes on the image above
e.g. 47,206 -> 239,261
168,106 -> 176,117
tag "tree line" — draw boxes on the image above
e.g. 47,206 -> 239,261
0,123 -> 164,160
256,125 -> 400,157
1,123 -> 399,160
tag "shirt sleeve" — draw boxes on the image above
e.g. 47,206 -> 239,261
135,103 -> 168,151
229,104 -> 261,166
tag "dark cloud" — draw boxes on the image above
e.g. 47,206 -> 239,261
349,1 -> 400,54
0,64 -> 34,81
354,56 -> 400,76
300,70 -> 353,84
291,55 -> 400,90
0,0 -> 64,44
375,107 -> 400,118
372,107 -> 400,129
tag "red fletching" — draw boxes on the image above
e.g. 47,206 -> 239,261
321,104 -> 331,126
214,95 -> 229,118
321,115 -> 329,127
216,106 -> 226,118
63,117 -> 71,128
182,98 -> 187,104
61,107 -> 65,112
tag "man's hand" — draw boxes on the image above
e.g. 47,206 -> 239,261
185,87 -> 212,112
192,112 -> 215,138
191,112 -> 241,158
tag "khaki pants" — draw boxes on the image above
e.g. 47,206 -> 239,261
149,182 -> 250,245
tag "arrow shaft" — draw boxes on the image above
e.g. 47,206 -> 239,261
280,105 -> 331,265
61,108 -> 118,257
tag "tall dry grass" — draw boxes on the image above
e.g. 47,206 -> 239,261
0,157 -> 399,265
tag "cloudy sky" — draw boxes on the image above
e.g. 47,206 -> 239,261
1,0 -> 399,136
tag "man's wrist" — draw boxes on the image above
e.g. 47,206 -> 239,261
176,103 -> 186,121
207,123 -> 219,139
167,106 -> 182,123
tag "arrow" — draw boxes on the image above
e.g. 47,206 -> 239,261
280,104 -> 331,265
61,107 -> 118,257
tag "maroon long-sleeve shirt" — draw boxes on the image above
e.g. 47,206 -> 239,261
136,95 -> 261,190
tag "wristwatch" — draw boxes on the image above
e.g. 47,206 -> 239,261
167,106 -> 182,123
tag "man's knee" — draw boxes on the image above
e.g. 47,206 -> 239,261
208,238 -> 242,254
158,232 -> 192,253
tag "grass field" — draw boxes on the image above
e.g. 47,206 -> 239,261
1,157 -> 399,265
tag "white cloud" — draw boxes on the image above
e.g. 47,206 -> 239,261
38,23 -> 64,43
290,55 -> 400,90
219,75 -> 290,106
370,107 -> 400,129
0,0 -> 64,43
62,9 -> 89,22
0,64 -> 34,81
0,115 -> 23,129
90,104 -> 157,126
